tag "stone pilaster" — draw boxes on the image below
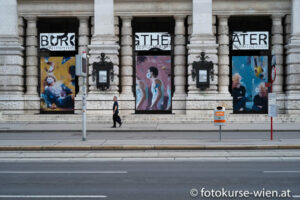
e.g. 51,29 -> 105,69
216,15 -> 233,113
285,0 -> 300,114
25,16 -> 38,96
114,17 -> 120,44
24,16 -> 39,113
272,15 -> 284,93
187,16 -> 192,43
284,15 -> 291,46
187,0 -> 218,94
217,16 -> 229,94
78,16 -> 90,94
87,0 -> 120,115
217,15 -> 230,94
186,0 -> 225,115
18,16 -> 25,91
173,15 -> 187,114
91,16 -> 94,36
0,0 -> 25,114
78,17 -> 90,60
271,15 -> 285,114
284,14 -> 291,96
119,16 -> 134,115
75,16 -> 90,113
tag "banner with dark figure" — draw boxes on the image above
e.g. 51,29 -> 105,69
40,56 -> 76,112
135,56 -> 171,111
232,56 -> 268,113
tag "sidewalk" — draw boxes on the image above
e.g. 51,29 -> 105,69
0,122 -> 300,151
1,121 -> 300,132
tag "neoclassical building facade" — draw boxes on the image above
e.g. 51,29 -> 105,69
0,0 -> 299,121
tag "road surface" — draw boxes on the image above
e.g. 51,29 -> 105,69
0,159 -> 299,200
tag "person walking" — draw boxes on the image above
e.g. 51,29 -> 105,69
112,96 -> 122,128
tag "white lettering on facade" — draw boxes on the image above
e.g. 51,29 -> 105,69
232,32 -> 269,50
135,32 -> 171,51
39,33 -> 75,51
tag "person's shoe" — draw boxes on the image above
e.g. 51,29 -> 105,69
111,126 -> 116,128
119,122 -> 122,127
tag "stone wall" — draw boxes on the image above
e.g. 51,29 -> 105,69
0,0 -> 298,119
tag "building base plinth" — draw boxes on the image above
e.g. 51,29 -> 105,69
186,93 -> 233,115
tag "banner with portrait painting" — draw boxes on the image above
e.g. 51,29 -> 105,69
135,56 -> 171,111
40,56 -> 76,112
232,56 -> 268,113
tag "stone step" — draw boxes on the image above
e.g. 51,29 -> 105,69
1,114 -> 300,123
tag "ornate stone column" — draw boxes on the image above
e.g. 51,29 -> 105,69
271,14 -> 285,113
272,15 -> 284,93
78,17 -> 90,61
0,0 -> 24,114
217,16 -> 230,94
88,0 -> 120,115
75,16 -> 90,113
120,16 -> 134,114
285,0 -> 300,114
25,16 -> 38,96
284,15 -> 291,48
78,16 -> 90,94
173,15 -> 186,114
186,0 -> 220,115
114,17 -> 120,45
24,16 -> 39,113
187,16 -> 192,43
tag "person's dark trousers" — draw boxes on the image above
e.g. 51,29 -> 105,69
113,113 -> 121,127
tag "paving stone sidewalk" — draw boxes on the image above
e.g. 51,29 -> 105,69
0,121 -> 300,132
0,122 -> 299,150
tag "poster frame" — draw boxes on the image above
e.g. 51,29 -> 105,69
38,18 -> 79,114
132,17 -> 175,114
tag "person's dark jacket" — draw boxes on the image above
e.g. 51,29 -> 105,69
232,85 -> 246,104
253,95 -> 268,112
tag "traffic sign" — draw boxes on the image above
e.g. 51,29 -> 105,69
268,93 -> 277,117
214,107 -> 226,126
271,66 -> 276,84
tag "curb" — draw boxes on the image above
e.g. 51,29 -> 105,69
0,129 -> 299,133
1,145 -> 300,151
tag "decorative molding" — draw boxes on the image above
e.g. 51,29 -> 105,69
17,0 -> 291,17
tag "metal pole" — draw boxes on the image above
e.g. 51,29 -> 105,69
82,74 -> 87,141
270,83 -> 273,141
219,125 -> 221,141
271,117 -> 273,140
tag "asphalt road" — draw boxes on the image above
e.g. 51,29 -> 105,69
0,160 -> 299,200
0,131 -> 300,140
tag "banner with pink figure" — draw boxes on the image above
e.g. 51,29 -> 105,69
135,56 -> 172,111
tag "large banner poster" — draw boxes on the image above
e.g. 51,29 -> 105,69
136,56 -> 171,111
40,56 -> 76,112
232,56 -> 268,113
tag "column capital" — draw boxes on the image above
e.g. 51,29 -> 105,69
217,15 -> 230,20
174,15 -> 186,21
175,15 -> 186,35
24,15 -> 37,22
78,16 -> 90,21
271,14 -> 284,26
120,16 -> 133,21
271,14 -> 285,20
218,15 -> 229,26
